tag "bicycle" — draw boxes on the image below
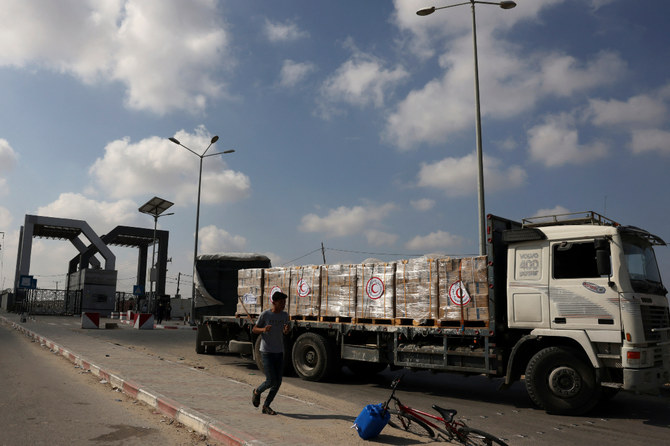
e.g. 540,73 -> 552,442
382,376 -> 508,445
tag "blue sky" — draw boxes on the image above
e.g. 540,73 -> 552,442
0,0 -> 668,297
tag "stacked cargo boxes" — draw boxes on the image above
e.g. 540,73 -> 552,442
437,256 -> 488,322
290,265 -> 321,317
262,267 -> 292,312
396,257 -> 439,321
236,268 -> 264,316
356,262 -> 396,320
320,264 -> 357,319
236,255 -> 489,324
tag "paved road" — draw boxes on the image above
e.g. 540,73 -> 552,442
0,323 -> 208,445
1,312 -> 668,445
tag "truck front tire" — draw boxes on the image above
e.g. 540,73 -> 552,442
292,332 -> 335,381
525,346 -> 600,415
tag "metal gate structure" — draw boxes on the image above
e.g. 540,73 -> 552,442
18,289 -> 82,315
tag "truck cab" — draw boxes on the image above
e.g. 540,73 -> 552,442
503,212 -> 670,413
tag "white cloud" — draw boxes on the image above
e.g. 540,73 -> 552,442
410,198 -> 435,212
0,139 -> 18,196
318,42 -> 408,117
0,0 -> 230,114
299,203 -> 396,237
0,206 -> 12,229
365,230 -> 398,246
36,193 -> 141,234
88,127 -> 250,205
279,60 -> 316,88
590,0 -> 617,10
587,95 -> 667,128
527,112 -> 608,167
264,19 -> 309,42
539,51 -> 626,97
405,230 -> 463,252
629,129 -> 670,155
417,153 -> 526,196
384,18 -> 626,150
0,139 -> 18,173
532,206 -> 571,218
198,224 -> 246,253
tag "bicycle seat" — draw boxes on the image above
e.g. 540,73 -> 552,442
432,405 -> 457,422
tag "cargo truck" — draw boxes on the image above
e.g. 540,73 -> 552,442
193,212 -> 670,414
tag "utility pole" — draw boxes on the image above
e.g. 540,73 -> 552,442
176,272 -> 181,298
321,242 -> 326,264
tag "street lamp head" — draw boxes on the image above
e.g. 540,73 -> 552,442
223,149 -> 235,154
210,135 -> 219,144
168,137 -> 180,145
499,1 -> 516,9
416,6 -> 436,16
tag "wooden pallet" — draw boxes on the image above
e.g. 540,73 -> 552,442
435,319 -> 488,328
394,318 -> 436,327
319,316 -> 353,323
290,315 -> 319,321
354,317 -> 393,325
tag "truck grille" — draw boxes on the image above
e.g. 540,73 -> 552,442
640,305 -> 670,342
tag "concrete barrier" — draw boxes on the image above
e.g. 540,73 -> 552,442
81,312 -> 100,329
133,313 -> 154,330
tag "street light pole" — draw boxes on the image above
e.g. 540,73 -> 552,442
139,197 -> 174,312
417,1 -> 516,255
149,212 -> 174,297
168,135 -> 235,324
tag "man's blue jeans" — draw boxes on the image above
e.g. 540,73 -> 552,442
255,352 -> 283,407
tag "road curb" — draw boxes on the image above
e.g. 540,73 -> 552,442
0,316 -> 251,446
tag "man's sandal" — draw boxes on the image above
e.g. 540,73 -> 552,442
252,390 -> 260,408
262,406 -> 277,415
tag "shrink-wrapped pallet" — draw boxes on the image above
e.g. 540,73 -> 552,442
356,262 -> 396,320
290,265 -> 321,317
437,256 -> 489,321
396,257 -> 439,320
262,267 -> 292,312
320,264 -> 357,318
237,268 -> 264,316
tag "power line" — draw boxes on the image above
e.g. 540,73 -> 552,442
326,248 -> 425,258
280,247 -> 323,266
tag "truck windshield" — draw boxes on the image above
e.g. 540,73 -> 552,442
622,235 -> 666,295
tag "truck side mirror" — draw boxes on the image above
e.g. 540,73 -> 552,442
595,239 -> 611,276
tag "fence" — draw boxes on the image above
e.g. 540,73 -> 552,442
17,288 -> 82,315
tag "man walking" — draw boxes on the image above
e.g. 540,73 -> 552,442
251,291 -> 290,415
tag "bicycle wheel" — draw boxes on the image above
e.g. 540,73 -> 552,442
458,427 -> 508,446
387,409 -> 436,439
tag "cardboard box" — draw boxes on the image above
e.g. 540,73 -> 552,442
236,268 -> 264,316
262,267 -> 292,312
290,265 -> 321,317
320,264 -> 357,318
356,263 -> 396,319
395,257 -> 439,320
437,257 -> 489,321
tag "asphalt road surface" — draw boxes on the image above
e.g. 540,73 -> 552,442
3,316 -> 669,445
0,324 -> 211,446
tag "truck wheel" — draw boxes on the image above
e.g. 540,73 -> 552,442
292,332 -> 334,381
525,346 -> 600,415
